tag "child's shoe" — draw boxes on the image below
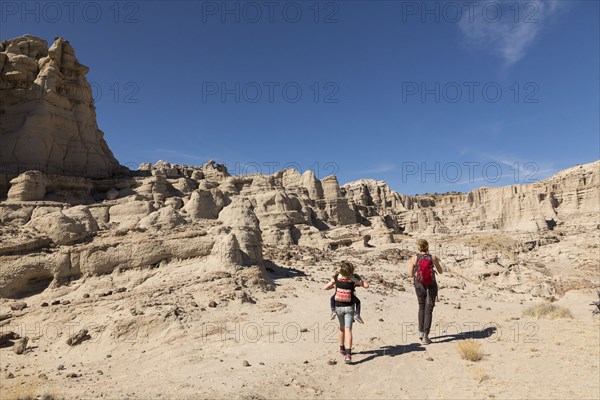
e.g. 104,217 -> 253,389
354,314 -> 364,324
344,354 -> 352,364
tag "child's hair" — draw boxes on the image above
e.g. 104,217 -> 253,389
339,260 -> 355,277
418,239 -> 429,252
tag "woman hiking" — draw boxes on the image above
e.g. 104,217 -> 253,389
409,239 -> 443,345
323,261 -> 369,364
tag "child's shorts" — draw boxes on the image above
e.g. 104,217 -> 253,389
335,305 -> 355,329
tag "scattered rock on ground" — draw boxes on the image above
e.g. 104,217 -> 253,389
66,329 -> 91,346
13,337 -> 28,354
10,302 -> 27,311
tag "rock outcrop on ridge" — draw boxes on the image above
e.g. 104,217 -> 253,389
1,159 -> 598,298
0,35 -> 120,198
391,162 -> 600,234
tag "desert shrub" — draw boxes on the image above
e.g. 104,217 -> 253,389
522,303 -> 573,319
457,340 -> 484,362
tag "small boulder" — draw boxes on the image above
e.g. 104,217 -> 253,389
10,302 -> 27,311
13,337 -> 28,354
0,313 -> 13,321
0,331 -> 15,346
66,329 -> 90,346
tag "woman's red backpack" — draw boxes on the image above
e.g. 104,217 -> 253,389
415,254 -> 435,286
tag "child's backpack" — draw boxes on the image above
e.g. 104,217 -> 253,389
414,254 -> 435,286
334,275 -> 354,303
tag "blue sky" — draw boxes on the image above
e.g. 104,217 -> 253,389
1,0 -> 598,194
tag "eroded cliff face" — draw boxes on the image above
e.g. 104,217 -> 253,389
2,159 -> 597,297
389,162 -> 600,234
0,159 -> 370,297
0,35 -> 120,197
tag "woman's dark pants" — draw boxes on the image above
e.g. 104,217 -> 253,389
415,284 -> 437,335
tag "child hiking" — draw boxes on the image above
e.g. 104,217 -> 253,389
329,275 -> 364,324
323,261 -> 369,364
409,239 -> 443,345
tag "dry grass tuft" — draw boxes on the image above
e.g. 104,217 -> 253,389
457,340 -> 484,362
522,303 -> 573,319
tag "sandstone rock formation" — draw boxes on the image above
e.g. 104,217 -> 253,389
183,188 -> 227,220
0,35 -> 120,198
27,205 -> 98,245
138,206 -> 186,231
393,162 -> 600,234
216,197 -> 263,264
1,159 -> 597,297
6,170 -> 47,201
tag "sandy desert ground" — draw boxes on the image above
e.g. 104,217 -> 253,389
2,233 -> 599,400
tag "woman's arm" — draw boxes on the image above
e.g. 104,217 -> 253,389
408,255 -> 416,277
323,278 -> 335,290
433,255 -> 443,274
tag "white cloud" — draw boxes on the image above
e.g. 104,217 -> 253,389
458,0 -> 564,66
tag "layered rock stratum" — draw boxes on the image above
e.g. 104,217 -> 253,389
1,155 -> 598,298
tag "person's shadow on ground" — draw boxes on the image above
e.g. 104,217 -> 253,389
352,343 -> 425,365
430,326 -> 497,343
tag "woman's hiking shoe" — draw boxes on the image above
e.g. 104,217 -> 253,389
421,337 -> 432,345
339,349 -> 347,356
330,311 -> 337,320
344,354 -> 352,364
354,315 -> 364,324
